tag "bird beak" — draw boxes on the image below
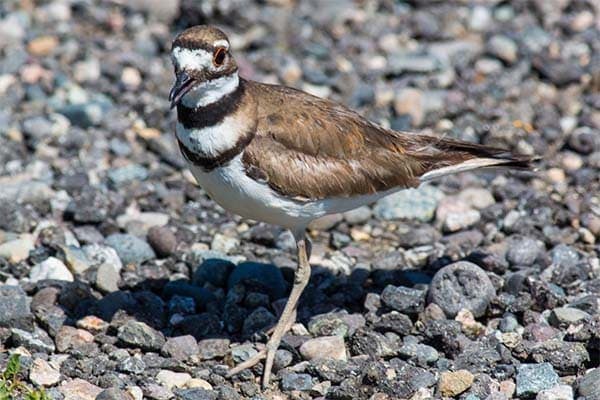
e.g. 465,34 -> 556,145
169,71 -> 196,109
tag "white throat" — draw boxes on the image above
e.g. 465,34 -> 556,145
181,73 -> 239,108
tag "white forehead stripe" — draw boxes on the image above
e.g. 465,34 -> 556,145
213,39 -> 229,49
172,47 -> 212,70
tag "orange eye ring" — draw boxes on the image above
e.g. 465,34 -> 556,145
213,47 -> 227,67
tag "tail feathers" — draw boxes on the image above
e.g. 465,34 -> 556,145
414,137 -> 537,182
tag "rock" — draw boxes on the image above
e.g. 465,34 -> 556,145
242,306 -> 276,336
516,363 -> 559,398
127,0 -> 181,23
0,285 -> 33,330
394,88 -> 424,127
343,206 -> 372,224
174,388 -> 217,400
60,378 -> 103,400
506,236 -> 542,266
147,226 -> 177,257
231,344 -> 258,363
118,355 -> 146,374
117,211 -> 169,236
549,307 -> 590,327
350,329 -> 397,358
308,313 -> 349,337
381,285 -> 427,314
530,340 -> 589,374
550,244 -> 580,269
577,368 -> 600,399
487,35 -> 518,63
438,370 -> 474,397
398,337 -> 439,365
27,35 -> 59,56
168,295 -> 195,315
83,244 -> 123,272
55,326 -> 94,352
281,373 -> 313,391
117,320 -> 165,351
185,379 -> 212,390
142,383 -> 173,400
374,312 -> 413,335
96,262 -> 120,292
96,388 -> 135,400
0,233 -> 35,263
163,281 -> 214,309
30,256 -> 74,282
299,335 -> 346,361
162,335 -> 199,361
61,245 -> 92,274
536,385 -> 573,400
29,358 -> 61,386
374,184 -> 443,221
121,67 -> 142,90
428,261 -> 495,317
227,262 -> 287,299
11,327 -> 55,352
193,258 -> 235,288
156,370 -> 192,389
197,338 -> 229,360
58,101 -> 111,128
105,234 -> 156,266
107,165 -> 148,188
444,209 -> 481,232
210,233 -> 239,254
274,349 -> 294,370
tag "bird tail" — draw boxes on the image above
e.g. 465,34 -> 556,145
409,136 -> 537,182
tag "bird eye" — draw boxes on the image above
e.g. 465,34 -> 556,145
213,47 -> 226,67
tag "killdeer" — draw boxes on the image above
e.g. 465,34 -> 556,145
169,25 -> 534,387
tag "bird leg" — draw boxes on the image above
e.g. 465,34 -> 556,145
227,236 -> 312,389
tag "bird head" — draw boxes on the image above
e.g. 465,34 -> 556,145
169,25 -> 238,109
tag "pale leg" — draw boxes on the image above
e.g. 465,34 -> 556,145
227,234 -> 312,389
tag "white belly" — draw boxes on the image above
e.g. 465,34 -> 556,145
188,155 -> 397,232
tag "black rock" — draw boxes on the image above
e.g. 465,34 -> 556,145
227,262 -> 287,300
174,388 -> 218,400
193,258 -> 235,288
163,280 -> 215,310
242,306 -> 276,336
374,312 -> 413,335
427,261 -> 496,317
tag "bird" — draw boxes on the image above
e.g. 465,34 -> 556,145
168,25 -> 534,388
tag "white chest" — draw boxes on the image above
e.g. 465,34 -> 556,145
175,118 -> 245,158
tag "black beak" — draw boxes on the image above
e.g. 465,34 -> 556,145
169,71 -> 196,109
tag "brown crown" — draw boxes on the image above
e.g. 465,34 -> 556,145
172,25 -> 229,52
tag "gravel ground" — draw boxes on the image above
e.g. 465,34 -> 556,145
1,0 -> 599,399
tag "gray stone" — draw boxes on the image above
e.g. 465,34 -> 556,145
11,327 -> 55,353
428,261 -> 495,318
231,344 -> 258,363
107,164 -> 148,187
374,184 -> 443,222
162,335 -> 199,361
487,35 -> 518,63
550,244 -> 580,269
96,388 -> 134,400
83,243 -> 122,271
549,307 -> 590,327
578,368 -> 600,399
381,285 -> 427,314
174,388 -> 217,400
117,320 -> 165,351
96,262 -> 120,292
0,285 -> 33,330
105,234 -> 156,266
342,206 -> 372,224
197,338 -> 229,360
516,363 -> 559,397
281,373 -> 313,391
506,236 -> 542,266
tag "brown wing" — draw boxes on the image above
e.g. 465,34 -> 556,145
241,80 -> 532,201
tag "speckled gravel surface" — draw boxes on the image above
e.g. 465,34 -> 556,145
1,0 -> 599,399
